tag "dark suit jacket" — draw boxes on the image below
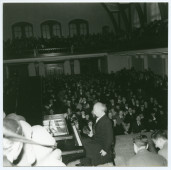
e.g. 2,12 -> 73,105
82,115 -> 113,166
126,149 -> 167,167
132,121 -> 145,133
93,115 -> 113,152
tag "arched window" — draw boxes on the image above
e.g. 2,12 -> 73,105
12,22 -> 33,39
69,19 -> 89,37
41,20 -> 62,39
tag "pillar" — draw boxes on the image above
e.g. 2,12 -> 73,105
64,60 -> 71,75
143,55 -> 148,70
127,56 -> 132,69
39,62 -> 46,77
28,63 -> 36,77
74,60 -> 80,74
98,58 -> 101,72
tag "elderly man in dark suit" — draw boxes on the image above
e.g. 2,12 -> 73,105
126,135 -> 167,167
79,102 -> 114,166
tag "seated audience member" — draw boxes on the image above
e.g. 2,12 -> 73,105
123,107 -> 135,134
3,118 -> 24,166
126,135 -> 167,166
115,110 -> 124,135
148,111 -> 158,131
132,115 -> 145,133
31,125 -> 66,166
151,130 -> 168,161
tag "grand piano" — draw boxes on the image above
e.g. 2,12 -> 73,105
43,114 -> 85,164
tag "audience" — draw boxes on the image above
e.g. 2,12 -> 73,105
3,67 -> 168,166
39,68 -> 167,136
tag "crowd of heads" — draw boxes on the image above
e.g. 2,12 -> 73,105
43,68 -> 167,136
3,66 -> 168,166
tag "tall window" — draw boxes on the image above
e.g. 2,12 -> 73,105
12,22 -> 33,39
53,24 -> 61,37
14,26 -> 22,38
70,24 -> 77,37
80,23 -> 87,35
132,7 -> 140,28
149,3 -> 161,22
25,25 -> 33,38
69,19 -> 89,37
42,25 -> 50,39
41,20 -> 62,39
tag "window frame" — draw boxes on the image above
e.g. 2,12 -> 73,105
41,20 -> 62,39
12,22 -> 33,39
69,19 -> 89,37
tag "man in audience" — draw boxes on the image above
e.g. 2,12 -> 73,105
151,130 -> 168,161
132,115 -> 145,133
126,135 -> 167,166
79,102 -> 113,166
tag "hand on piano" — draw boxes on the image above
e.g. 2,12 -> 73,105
83,126 -> 91,135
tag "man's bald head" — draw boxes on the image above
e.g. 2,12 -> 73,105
92,102 -> 106,118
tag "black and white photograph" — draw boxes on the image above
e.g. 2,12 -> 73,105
1,0 -> 169,168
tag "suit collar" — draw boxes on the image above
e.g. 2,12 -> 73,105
96,114 -> 106,124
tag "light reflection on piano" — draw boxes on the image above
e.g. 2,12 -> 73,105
43,113 -> 85,164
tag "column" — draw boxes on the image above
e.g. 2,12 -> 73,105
127,56 -> 132,69
64,60 -> 71,75
143,55 -> 148,70
161,54 -> 168,76
74,60 -> 80,74
39,62 -> 46,77
4,65 -> 9,79
98,58 -> 101,72
28,63 -> 36,77
164,54 -> 168,76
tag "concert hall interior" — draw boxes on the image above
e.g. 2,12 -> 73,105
2,1 -> 168,167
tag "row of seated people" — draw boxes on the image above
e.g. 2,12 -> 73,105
4,20 -> 168,58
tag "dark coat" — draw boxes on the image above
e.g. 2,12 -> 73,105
132,121 -> 145,133
82,115 -> 113,166
126,149 -> 167,167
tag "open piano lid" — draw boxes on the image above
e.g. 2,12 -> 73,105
43,113 -> 85,164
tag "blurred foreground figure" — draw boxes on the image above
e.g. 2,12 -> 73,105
31,125 -> 66,166
17,120 -> 36,166
151,130 -> 168,161
6,113 -> 26,121
3,118 -> 23,166
126,135 -> 167,166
